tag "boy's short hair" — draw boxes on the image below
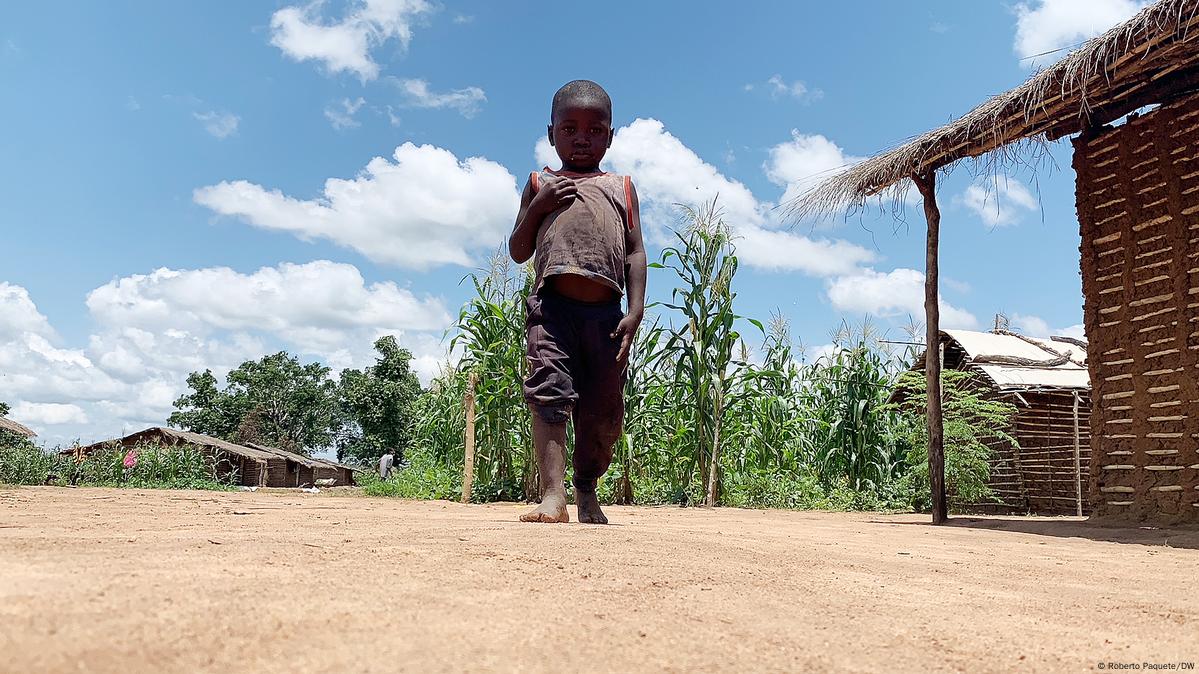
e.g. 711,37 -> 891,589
551,80 -> 612,120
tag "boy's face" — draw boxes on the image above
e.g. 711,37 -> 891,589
547,103 -> 613,172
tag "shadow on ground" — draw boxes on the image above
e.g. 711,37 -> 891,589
872,516 -> 1199,550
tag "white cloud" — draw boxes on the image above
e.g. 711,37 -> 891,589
602,118 -> 763,229
1010,313 -> 1086,340
766,75 -> 823,102
194,143 -> 519,270
193,110 -> 239,139
765,131 -> 862,207
386,105 -> 402,127
0,282 -> 56,339
0,265 -> 454,446
325,97 -> 366,130
85,261 -> 452,350
960,175 -> 1038,227
269,0 -> 433,80
1014,0 -> 1149,67
392,78 -> 486,117
825,268 -> 979,329
736,228 -> 877,277
11,402 -> 88,426
125,96 -> 141,112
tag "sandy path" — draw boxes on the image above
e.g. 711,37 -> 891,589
1,487 -> 1196,673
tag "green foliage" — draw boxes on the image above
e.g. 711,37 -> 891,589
338,336 -> 422,464
649,203 -> 759,506
360,448 -> 460,500
883,369 -> 1019,510
448,256 -> 536,500
0,438 -> 233,490
0,431 -> 55,485
170,352 -> 343,455
0,400 -> 10,417
802,321 -> 908,491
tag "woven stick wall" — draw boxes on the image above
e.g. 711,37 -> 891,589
1013,391 -> 1093,514
1075,92 -> 1199,523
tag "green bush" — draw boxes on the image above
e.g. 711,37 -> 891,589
9,441 -> 235,491
0,431 -> 56,485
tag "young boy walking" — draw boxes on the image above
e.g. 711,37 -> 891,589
508,80 -> 646,524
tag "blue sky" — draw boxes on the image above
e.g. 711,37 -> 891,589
0,0 -> 1150,444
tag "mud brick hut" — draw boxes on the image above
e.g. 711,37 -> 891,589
0,417 -> 37,438
897,329 -> 1093,515
77,427 -> 289,487
245,442 -> 357,487
792,0 -> 1199,523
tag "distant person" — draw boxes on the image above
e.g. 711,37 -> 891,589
378,451 -> 395,480
508,80 -> 647,524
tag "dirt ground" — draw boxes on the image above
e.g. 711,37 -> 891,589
2,488 -> 1196,673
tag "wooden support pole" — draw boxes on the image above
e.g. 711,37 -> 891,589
1072,391 -> 1083,517
461,372 -> 478,504
913,171 -> 947,525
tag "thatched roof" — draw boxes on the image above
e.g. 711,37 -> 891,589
791,0 -> 1199,218
78,427 -> 279,462
0,417 -> 36,438
245,442 -> 359,472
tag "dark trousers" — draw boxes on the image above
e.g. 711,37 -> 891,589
522,291 -> 626,491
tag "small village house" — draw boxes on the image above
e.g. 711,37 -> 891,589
793,0 -> 1199,522
895,329 -> 1092,516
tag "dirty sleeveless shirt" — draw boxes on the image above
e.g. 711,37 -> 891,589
530,168 -> 634,296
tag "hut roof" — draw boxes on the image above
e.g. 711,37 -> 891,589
791,0 -> 1199,217
0,417 -> 37,438
79,427 -> 279,462
943,329 -> 1090,392
245,442 -> 359,472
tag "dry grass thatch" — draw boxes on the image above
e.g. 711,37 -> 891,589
78,427 -> 280,462
0,417 -> 37,438
789,0 -> 1199,219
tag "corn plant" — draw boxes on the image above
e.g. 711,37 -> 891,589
450,255 -> 535,500
651,203 -> 760,506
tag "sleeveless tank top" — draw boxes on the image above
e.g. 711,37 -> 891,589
530,168 -> 634,295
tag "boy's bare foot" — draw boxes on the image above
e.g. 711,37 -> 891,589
576,490 -> 608,524
520,491 -> 569,523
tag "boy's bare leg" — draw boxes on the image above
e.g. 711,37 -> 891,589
520,415 -> 570,523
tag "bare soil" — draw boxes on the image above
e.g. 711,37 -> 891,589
2,487 -> 1196,673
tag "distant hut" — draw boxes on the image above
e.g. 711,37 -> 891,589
77,427 -> 289,488
792,0 -> 1199,523
245,443 -> 357,487
896,330 -> 1092,515
0,417 -> 37,438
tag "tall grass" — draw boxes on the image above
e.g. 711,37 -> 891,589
1,436 -> 234,490
393,201 -> 990,512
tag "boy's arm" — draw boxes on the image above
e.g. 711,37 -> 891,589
612,180 -> 647,363
509,174 -> 576,263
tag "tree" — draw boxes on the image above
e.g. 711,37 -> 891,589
170,352 -> 342,455
338,336 -> 422,464
168,370 -> 246,439
883,369 -> 1019,511
0,400 -> 9,417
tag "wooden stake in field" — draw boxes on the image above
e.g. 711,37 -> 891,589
912,171 -> 948,525
461,372 -> 478,504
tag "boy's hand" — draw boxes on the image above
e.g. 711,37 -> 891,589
611,313 -> 641,364
531,175 -> 578,213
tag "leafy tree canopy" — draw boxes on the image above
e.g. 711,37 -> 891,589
170,352 -> 341,455
337,336 -> 422,464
